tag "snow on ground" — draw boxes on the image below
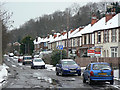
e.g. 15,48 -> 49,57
46,64 -> 56,71
0,63 -> 8,87
114,69 -> 120,81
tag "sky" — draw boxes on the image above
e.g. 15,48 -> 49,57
2,0 -> 119,30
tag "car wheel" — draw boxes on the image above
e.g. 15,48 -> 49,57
83,76 -> 86,83
61,71 -> 64,76
56,71 -> 59,76
88,77 -> 93,85
78,73 -> 81,76
23,62 -> 25,65
110,80 -> 114,85
43,66 -> 45,69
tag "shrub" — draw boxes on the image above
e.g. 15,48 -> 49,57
51,49 -> 67,66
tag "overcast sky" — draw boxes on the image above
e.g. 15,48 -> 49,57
2,0 -> 119,30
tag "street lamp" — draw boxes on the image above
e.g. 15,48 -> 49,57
0,18 -> 2,64
66,8 -> 70,58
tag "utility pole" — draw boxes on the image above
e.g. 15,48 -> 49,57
0,18 -> 2,65
67,8 -> 69,58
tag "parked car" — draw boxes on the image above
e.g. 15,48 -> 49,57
13,56 -> 19,61
83,62 -> 114,85
31,58 -> 45,69
56,59 -> 81,76
22,56 -> 32,65
18,56 -> 23,63
33,55 -> 40,58
9,53 -> 14,57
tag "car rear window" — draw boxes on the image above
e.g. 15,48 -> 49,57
92,64 -> 111,70
34,59 -> 43,62
24,57 -> 32,59
62,61 -> 77,66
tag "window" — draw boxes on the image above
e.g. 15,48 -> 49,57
104,30 -> 109,43
37,44 -> 39,48
112,29 -> 116,42
111,47 -> 118,57
77,38 -> 80,46
88,34 -> 91,44
106,30 -> 109,42
44,43 -> 46,47
84,35 -> 86,44
73,39 -> 75,47
98,31 -> 101,43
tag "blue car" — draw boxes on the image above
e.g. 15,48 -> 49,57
83,62 -> 114,85
56,59 -> 81,76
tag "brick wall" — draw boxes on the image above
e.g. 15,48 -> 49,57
75,57 -> 120,68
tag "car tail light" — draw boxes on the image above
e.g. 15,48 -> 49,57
90,71 -> 94,76
111,71 -> 113,76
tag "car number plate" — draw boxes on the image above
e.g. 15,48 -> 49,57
70,70 -> 76,72
98,73 -> 107,75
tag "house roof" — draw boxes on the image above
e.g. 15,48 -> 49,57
34,13 -> 120,45
104,13 -> 120,29
48,33 -> 60,43
81,13 -> 120,34
69,28 -> 80,39
33,37 -> 41,44
71,24 -> 91,38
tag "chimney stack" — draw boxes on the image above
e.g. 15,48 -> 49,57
70,29 -> 74,34
106,8 -> 116,22
91,14 -> 97,26
54,33 -> 57,38
79,26 -> 84,31
47,34 -> 50,38
36,36 -> 38,42
62,30 -> 67,36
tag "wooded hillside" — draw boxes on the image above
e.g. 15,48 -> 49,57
9,2 -> 111,42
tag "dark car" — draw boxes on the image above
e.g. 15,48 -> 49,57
83,62 -> 114,85
56,59 -> 81,76
18,56 -> 23,63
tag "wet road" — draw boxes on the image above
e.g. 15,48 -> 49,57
2,56 -> 120,89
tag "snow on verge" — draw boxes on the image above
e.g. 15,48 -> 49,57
0,64 -> 9,87
114,69 -> 120,81
46,64 -> 56,71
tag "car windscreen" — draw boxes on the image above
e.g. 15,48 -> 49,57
62,61 -> 77,66
92,64 -> 111,70
34,59 -> 43,62
24,57 -> 32,59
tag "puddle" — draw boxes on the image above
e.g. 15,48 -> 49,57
36,76 -> 62,86
37,77 -> 52,83
33,72 -> 62,87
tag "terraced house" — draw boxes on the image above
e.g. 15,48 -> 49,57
34,11 -> 120,58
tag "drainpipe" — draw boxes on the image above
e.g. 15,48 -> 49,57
119,63 -> 120,79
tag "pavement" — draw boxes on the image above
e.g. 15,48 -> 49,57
0,64 -> 8,89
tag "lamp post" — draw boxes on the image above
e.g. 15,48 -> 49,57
66,8 -> 70,58
0,18 -> 2,65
